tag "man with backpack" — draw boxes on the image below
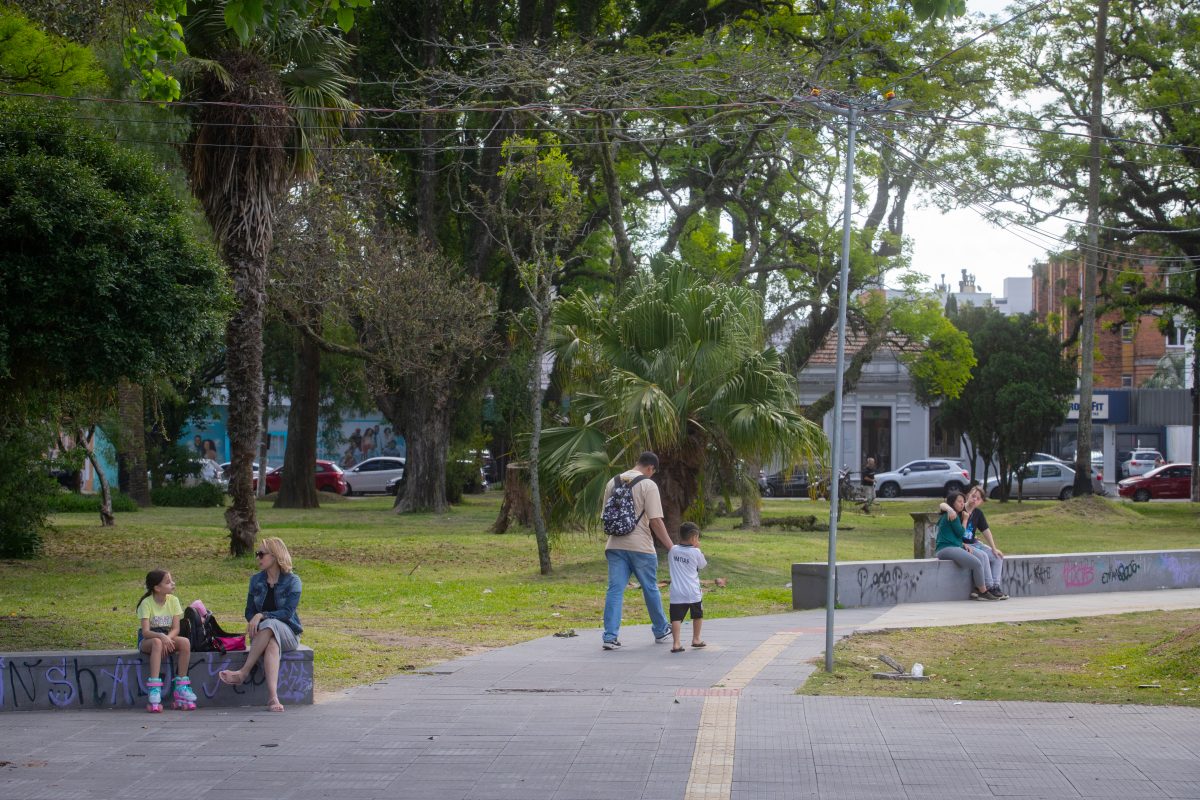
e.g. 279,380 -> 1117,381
600,451 -> 674,650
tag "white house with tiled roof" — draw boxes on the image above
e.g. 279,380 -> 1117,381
788,328 -> 966,475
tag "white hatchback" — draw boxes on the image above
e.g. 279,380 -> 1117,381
343,457 -> 406,495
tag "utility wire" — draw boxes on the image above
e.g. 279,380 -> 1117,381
868,128 -> 1200,272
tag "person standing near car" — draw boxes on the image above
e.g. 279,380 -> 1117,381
861,457 -> 876,509
600,451 -> 674,651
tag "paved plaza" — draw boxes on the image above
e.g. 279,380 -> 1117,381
3,589 -> 1200,800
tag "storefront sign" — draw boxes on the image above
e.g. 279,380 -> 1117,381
1067,394 -> 1109,420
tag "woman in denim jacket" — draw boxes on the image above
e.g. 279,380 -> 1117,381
218,537 -> 302,711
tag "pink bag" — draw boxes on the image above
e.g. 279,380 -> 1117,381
213,634 -> 246,652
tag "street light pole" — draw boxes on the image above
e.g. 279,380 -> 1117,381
793,91 -> 910,672
823,104 -> 857,673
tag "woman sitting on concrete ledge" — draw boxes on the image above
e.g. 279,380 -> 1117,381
219,537 -> 302,712
935,491 -> 998,601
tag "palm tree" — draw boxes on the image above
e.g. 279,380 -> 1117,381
542,262 -> 827,537
176,2 -> 357,553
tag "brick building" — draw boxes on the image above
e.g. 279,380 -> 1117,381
1032,252 -> 1189,388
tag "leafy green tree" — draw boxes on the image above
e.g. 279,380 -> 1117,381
0,4 -> 104,93
942,307 -> 1075,501
0,98 -> 227,553
493,135 -> 583,573
993,0 -> 1200,500
545,262 -> 828,536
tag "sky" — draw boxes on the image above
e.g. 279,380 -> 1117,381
902,0 -> 1068,298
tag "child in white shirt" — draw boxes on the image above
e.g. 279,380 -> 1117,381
667,522 -> 708,652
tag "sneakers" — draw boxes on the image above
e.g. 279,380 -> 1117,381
602,640 -> 622,650
970,590 -> 997,601
988,587 -> 1010,600
654,633 -> 672,644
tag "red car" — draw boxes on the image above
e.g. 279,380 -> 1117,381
1117,463 -> 1192,502
253,460 -> 348,495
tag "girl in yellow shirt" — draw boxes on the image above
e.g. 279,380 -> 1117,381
135,569 -> 197,711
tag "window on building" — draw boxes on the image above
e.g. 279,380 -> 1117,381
1121,324 -> 1134,342
1166,325 -> 1189,348
1121,374 -> 1133,387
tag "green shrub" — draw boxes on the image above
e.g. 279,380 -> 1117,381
0,422 -> 55,557
150,483 -> 226,507
46,490 -> 139,513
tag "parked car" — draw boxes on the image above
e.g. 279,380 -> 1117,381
986,460 -> 1103,500
1029,452 -> 1104,485
1118,463 -> 1193,502
873,460 -> 970,498
157,458 -> 227,490
254,460 -> 347,494
343,457 -> 406,496
1120,449 -> 1164,479
385,462 -> 487,495
219,461 -> 260,480
761,466 -> 810,497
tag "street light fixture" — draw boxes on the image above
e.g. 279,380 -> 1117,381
789,90 -> 912,672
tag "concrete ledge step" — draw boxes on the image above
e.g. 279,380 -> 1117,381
0,645 -> 313,712
793,549 -> 1200,609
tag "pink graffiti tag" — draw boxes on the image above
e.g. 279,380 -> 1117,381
1062,562 -> 1095,588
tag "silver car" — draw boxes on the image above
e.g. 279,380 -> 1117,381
343,456 -> 406,496
873,459 -> 970,498
986,460 -> 1103,500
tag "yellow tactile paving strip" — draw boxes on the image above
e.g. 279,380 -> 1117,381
683,632 -> 800,800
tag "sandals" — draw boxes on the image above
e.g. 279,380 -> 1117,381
691,641 -> 707,648
670,647 -> 685,653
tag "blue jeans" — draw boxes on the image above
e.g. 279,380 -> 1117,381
604,549 -> 670,643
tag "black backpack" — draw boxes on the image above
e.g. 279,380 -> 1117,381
601,474 -> 647,536
181,605 -> 238,654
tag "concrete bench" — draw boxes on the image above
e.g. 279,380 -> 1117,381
0,645 -> 313,712
792,549 -> 1200,609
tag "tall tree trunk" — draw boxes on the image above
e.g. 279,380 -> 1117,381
1073,0 -> 1108,496
275,329 -> 321,508
740,458 -> 762,530
527,303 -> 552,574
81,426 -> 114,526
116,377 -> 151,507
257,377 -> 271,499
185,53 -> 289,556
656,437 -> 705,545
223,246 -> 266,554
393,394 -> 451,513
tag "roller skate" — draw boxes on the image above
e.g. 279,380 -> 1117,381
146,677 -> 164,713
172,676 -> 197,710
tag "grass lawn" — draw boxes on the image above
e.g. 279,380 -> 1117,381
800,610 -> 1200,708
0,492 -> 1195,695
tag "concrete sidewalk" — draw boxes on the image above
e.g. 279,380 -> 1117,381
2,590 -> 1199,800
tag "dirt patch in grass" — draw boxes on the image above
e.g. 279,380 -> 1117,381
801,609 -> 1200,706
1002,494 -> 1139,526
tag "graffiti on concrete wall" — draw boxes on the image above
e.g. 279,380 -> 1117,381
1,652 -> 311,710
856,565 -> 924,606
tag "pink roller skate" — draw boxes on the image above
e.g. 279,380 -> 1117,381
146,677 -> 164,713
172,676 -> 197,710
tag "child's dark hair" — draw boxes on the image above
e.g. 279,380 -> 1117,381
944,490 -> 965,509
136,569 -> 168,610
679,522 -> 700,541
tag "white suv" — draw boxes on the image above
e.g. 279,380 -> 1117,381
873,459 -> 970,498
1121,450 -> 1164,479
